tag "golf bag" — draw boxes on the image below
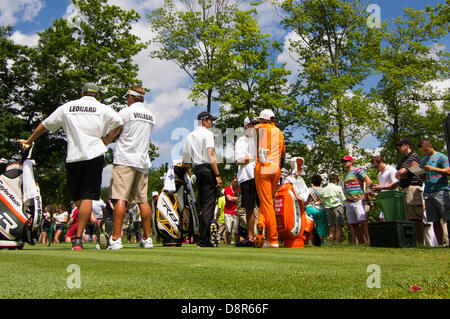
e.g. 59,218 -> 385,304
153,160 -> 199,247
274,157 -> 314,248
0,143 -> 43,249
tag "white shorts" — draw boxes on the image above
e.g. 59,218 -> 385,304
224,213 -> 239,234
345,200 -> 366,224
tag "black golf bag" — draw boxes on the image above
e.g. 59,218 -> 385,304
0,143 -> 43,249
153,161 -> 199,247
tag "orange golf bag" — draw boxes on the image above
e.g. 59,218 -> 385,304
274,156 -> 314,248
275,183 -> 314,248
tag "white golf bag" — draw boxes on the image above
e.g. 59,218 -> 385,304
0,143 -> 43,249
152,160 -> 199,246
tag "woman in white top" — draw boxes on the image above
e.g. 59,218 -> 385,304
53,205 -> 68,243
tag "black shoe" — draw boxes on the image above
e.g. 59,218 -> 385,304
236,239 -> 255,247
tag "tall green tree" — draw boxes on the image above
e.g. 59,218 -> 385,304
148,0 -> 238,113
371,4 -> 450,163
0,26 -> 34,158
277,0 -> 382,174
216,5 -> 293,130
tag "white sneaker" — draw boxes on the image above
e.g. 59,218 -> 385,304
138,237 -> 154,249
108,237 -> 123,250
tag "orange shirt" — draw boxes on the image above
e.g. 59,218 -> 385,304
256,122 -> 285,167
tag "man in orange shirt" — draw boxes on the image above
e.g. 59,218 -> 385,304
254,109 -> 286,248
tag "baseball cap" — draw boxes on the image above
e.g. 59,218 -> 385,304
82,82 -> 99,94
244,116 -> 259,126
396,138 -> 412,147
258,109 -> 275,121
197,111 -> 218,121
340,155 -> 354,163
152,191 -> 159,197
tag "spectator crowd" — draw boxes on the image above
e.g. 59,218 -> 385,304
19,82 -> 448,250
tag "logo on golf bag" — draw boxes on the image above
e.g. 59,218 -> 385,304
0,212 -> 18,233
0,180 -> 21,207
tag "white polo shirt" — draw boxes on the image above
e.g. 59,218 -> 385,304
378,165 -> 399,190
183,126 -> 215,165
92,199 -> 106,219
42,96 -> 123,163
113,102 -> 155,172
235,135 -> 257,184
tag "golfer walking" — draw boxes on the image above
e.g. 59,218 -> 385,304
19,83 -> 123,250
182,111 -> 222,247
108,86 -> 155,250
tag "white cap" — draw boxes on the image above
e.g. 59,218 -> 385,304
258,109 -> 275,121
152,191 -> 159,197
244,116 -> 258,126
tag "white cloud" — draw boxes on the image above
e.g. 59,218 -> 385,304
153,140 -> 176,161
238,1 -> 284,39
130,22 -> 189,93
0,0 -> 43,26
416,78 -> 450,115
9,30 -> 39,47
107,0 -> 165,12
145,88 -> 194,128
277,31 -> 302,84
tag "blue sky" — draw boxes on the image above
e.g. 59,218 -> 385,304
1,0 -> 449,174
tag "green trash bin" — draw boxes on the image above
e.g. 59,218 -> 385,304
378,191 -> 407,221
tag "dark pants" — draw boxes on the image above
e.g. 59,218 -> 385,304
133,221 -> 142,242
194,164 -> 217,246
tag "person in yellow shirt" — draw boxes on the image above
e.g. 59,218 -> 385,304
254,109 -> 286,248
216,190 -> 226,243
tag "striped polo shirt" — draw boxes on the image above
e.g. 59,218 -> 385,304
420,151 -> 450,193
343,168 -> 367,201
397,151 -> 423,187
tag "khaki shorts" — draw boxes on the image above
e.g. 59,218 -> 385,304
403,185 -> 424,221
224,213 -> 239,234
110,165 -> 148,203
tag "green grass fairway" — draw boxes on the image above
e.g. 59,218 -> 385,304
0,243 -> 448,299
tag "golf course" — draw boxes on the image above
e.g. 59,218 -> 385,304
1,242 -> 448,299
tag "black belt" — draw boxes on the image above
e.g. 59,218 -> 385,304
194,163 -> 211,169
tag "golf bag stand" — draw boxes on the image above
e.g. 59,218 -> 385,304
0,142 -> 43,249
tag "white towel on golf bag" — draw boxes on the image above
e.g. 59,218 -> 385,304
163,163 -> 176,193
184,174 -> 196,203
283,175 -> 310,204
22,159 -> 39,202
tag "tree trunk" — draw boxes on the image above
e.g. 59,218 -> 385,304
207,88 -> 212,113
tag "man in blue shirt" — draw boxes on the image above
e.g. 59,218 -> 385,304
414,138 -> 450,246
